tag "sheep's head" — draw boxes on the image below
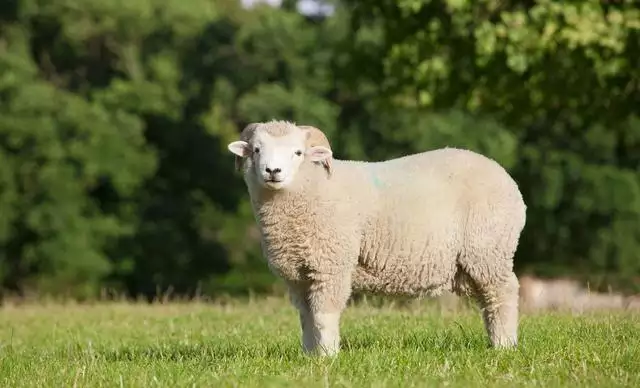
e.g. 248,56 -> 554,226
227,120 -> 333,191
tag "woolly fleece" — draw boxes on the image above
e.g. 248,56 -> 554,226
228,120 -> 527,356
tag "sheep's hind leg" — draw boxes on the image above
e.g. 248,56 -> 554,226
474,271 -> 520,348
288,275 -> 352,357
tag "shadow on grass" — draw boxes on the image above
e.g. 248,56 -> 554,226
341,323 -> 487,353
100,341 -> 303,363
98,326 -> 488,363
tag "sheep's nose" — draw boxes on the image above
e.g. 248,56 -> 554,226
265,167 -> 281,174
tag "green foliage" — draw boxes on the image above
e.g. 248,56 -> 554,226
0,0 -> 344,298
0,0 -> 638,297
0,24 -> 155,298
345,0 -> 640,291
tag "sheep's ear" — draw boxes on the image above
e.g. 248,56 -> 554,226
228,141 -> 249,157
306,146 -> 332,161
299,125 -> 333,177
227,141 -> 250,171
306,146 -> 333,176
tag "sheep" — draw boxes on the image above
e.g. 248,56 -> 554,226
227,120 -> 527,356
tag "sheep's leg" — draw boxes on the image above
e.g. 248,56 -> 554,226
306,309 -> 341,356
289,285 -> 342,356
474,271 -> 519,348
288,286 -> 316,352
288,275 -> 352,356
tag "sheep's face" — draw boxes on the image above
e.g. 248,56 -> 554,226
227,125 -> 332,191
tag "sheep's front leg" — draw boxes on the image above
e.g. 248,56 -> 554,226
289,286 -> 316,352
288,274 -> 352,357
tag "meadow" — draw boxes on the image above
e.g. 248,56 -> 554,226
0,296 -> 638,387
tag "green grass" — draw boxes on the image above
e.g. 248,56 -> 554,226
0,297 -> 638,387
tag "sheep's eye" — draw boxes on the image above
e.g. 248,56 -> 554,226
295,150 -> 303,156
254,147 -> 260,154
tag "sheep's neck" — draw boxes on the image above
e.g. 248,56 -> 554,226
251,176 -> 325,229
254,186 -> 316,217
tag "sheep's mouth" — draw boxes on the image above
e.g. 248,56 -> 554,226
263,178 -> 286,190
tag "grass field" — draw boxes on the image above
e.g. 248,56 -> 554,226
0,296 -> 638,387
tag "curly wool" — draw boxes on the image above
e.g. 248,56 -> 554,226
233,121 -> 527,355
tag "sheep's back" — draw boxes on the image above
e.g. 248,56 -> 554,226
351,147 -> 525,296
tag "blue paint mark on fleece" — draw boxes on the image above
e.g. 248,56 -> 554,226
368,164 -> 384,188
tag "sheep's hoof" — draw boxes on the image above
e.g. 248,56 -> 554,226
303,345 -> 340,357
489,339 -> 518,349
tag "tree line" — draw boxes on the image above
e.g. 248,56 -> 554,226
0,0 -> 638,300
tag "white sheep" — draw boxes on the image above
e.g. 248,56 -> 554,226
227,120 -> 527,356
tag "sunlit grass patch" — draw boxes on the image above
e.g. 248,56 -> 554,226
0,297 -> 638,387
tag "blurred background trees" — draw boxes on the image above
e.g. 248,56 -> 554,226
0,0 -> 638,300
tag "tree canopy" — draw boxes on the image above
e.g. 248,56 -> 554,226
0,0 -> 638,299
